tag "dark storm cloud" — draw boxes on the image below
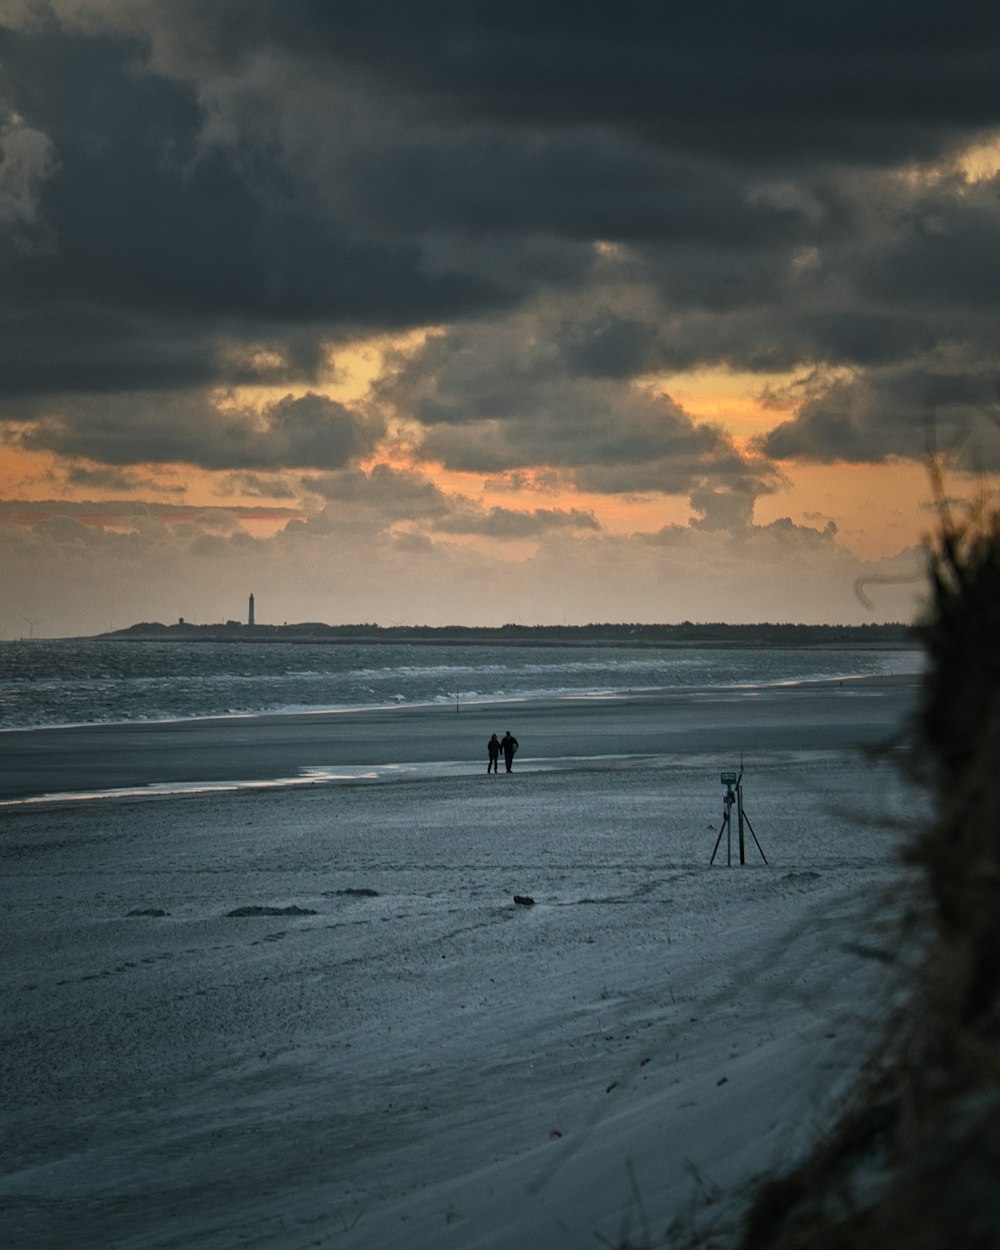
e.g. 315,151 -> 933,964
321,130 -> 805,251
0,17 -> 506,401
758,366 -> 1000,463
860,174 -> 1000,312
288,466 -> 601,540
556,311 -> 660,379
375,315 -> 695,446
143,0 -> 1000,164
12,390 -> 384,470
301,464 -> 453,521
412,397 -> 770,498
2,0 -> 1000,475
375,316 -> 778,496
573,449 -> 776,498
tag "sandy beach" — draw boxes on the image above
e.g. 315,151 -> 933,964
0,673 -> 916,803
0,676 -> 927,1249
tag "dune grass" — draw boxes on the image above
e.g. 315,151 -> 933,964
725,500 -> 1000,1249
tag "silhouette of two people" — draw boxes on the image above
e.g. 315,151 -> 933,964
487,730 -> 519,774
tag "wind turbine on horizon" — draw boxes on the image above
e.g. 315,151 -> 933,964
18,612 -> 46,640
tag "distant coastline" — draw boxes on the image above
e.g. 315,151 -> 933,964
97,620 -> 918,649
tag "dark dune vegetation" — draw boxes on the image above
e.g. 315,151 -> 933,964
734,501 -> 1000,1249
102,620 -> 914,647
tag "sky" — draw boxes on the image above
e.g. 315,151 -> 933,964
3,1 -> 1000,636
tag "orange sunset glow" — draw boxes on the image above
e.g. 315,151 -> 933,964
2,6 -> 998,636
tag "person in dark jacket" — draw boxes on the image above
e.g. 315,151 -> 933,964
487,733 -> 500,774
500,730 -> 519,773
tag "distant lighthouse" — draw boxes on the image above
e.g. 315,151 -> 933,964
248,593 -> 255,627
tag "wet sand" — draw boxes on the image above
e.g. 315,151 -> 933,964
0,674 -> 919,803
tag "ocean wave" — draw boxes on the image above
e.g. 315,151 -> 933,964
0,638 -> 923,730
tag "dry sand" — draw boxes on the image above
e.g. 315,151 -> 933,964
0,676 -> 927,1249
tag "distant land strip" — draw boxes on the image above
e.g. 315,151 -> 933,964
98,621 -> 918,648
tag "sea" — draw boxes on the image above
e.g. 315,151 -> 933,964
0,638 -> 924,732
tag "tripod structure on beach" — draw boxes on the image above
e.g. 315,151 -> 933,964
710,764 -> 768,866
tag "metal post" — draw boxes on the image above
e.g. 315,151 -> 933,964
710,816 -> 727,865
716,773 -> 738,866
714,766 -> 767,866
742,810 -> 769,865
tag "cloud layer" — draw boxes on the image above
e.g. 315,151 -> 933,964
2,2 -> 999,632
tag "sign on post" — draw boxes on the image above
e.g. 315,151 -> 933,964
711,764 -> 769,867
